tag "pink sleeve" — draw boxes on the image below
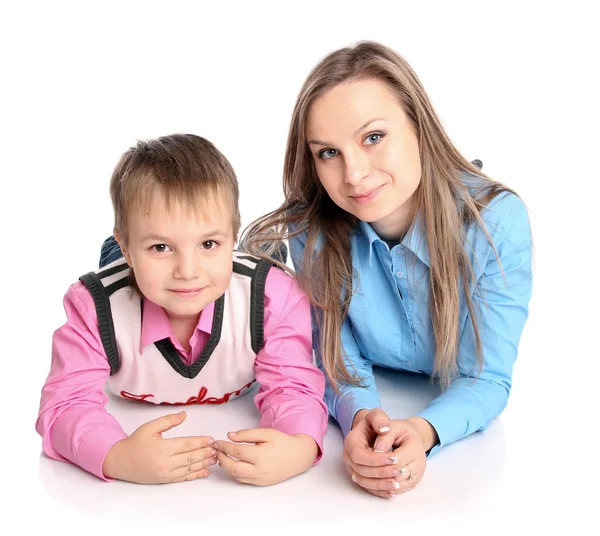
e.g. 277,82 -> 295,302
254,267 -> 328,464
35,281 -> 128,481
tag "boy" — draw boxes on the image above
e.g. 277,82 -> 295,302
36,134 -> 328,486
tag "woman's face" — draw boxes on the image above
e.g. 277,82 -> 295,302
306,78 -> 421,240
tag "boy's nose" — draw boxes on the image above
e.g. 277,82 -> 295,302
174,254 -> 200,280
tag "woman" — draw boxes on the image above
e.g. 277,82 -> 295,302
242,41 -> 533,499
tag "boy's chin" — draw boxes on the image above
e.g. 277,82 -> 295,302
158,298 -> 209,319
162,310 -> 202,324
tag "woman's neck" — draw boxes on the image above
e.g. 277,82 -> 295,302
370,198 -> 416,242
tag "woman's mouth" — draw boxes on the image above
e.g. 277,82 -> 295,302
350,184 -> 385,205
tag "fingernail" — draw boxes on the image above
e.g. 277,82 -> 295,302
210,449 -> 217,456
374,441 -> 386,452
393,481 -> 400,489
379,426 -> 390,433
388,492 -> 397,498
207,438 -> 214,445
228,431 -> 236,437
386,456 -> 398,465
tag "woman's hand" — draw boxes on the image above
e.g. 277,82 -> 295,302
344,408 -> 431,498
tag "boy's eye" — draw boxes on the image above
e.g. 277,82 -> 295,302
151,244 -> 171,253
318,148 -> 338,160
201,240 -> 218,250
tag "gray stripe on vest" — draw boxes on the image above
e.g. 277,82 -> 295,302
79,271 -> 121,375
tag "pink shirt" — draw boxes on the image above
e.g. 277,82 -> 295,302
36,266 -> 328,480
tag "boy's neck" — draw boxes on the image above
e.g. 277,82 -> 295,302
166,313 -> 201,354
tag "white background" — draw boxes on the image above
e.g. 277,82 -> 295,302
1,0 -> 598,534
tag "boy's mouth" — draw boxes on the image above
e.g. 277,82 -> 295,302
169,287 -> 206,298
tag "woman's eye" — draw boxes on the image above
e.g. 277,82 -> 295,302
201,240 -> 218,250
151,244 -> 171,253
319,148 -> 338,160
365,133 -> 384,145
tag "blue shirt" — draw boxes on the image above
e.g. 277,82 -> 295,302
289,191 -> 533,455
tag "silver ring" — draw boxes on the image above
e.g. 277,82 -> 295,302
408,467 -> 415,481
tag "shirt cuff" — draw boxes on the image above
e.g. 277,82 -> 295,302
334,388 -> 381,439
76,426 -> 128,481
263,413 -> 326,465
416,403 -> 459,457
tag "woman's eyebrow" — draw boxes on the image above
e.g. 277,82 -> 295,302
307,118 -> 385,146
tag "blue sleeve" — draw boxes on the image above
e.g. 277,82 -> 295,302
418,193 -> 533,455
288,232 -> 381,437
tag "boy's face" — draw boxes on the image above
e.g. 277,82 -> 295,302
117,192 -> 235,322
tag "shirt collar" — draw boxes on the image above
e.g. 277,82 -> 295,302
140,299 -> 215,352
358,213 -> 430,267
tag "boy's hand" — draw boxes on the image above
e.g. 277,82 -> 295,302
102,410 -> 217,484
214,428 -> 318,486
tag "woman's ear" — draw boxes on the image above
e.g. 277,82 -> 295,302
113,231 -> 132,266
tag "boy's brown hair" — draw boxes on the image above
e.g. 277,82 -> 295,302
110,133 -> 241,243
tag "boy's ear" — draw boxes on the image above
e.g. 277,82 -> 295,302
113,231 -> 132,266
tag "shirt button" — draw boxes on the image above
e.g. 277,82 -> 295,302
396,249 -> 403,255
396,271 -> 403,278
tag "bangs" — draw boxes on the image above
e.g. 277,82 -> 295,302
129,170 -> 227,222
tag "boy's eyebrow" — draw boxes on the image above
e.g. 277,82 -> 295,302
140,230 -> 229,242
307,118 -> 385,146
200,230 -> 229,239
139,233 -> 171,243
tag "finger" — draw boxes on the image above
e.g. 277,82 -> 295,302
348,460 -> 403,480
345,461 -> 397,500
369,489 -> 397,499
169,467 -> 212,483
347,444 -> 399,467
391,448 -> 426,485
214,440 -> 259,464
365,408 -> 392,435
165,435 -> 215,455
373,431 -> 395,453
351,470 -> 403,494
170,447 -> 218,470
142,411 -> 187,435
389,470 -> 420,496
373,419 -> 414,454
168,457 -> 218,481
394,464 -> 413,483
390,437 -> 423,468
354,484 -> 397,500
226,428 -> 273,444
216,450 -> 256,480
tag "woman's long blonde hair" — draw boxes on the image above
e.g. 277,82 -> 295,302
242,41 -> 515,391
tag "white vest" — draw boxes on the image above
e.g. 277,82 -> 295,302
79,252 -> 274,405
